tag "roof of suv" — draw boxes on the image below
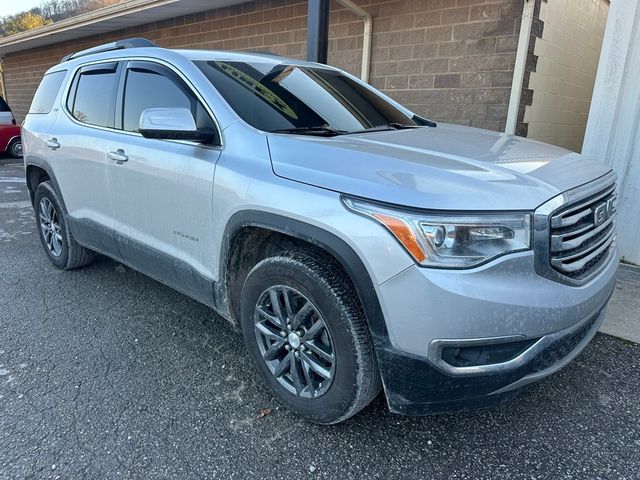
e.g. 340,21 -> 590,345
56,38 -> 329,71
174,48 -> 322,67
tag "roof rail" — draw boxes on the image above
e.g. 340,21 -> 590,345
61,37 -> 158,63
243,50 -> 282,57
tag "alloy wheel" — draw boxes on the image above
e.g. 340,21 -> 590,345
39,197 -> 63,257
254,285 -> 336,398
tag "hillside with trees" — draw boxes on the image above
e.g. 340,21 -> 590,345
0,0 -> 126,37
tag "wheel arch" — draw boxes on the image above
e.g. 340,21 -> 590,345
219,210 -> 388,343
5,135 -> 20,151
25,158 -> 67,214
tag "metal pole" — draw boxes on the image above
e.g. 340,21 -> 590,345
335,0 -> 372,82
307,0 -> 330,63
0,60 -> 6,99
505,0 -> 535,135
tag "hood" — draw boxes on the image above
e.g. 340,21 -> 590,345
267,123 -> 610,211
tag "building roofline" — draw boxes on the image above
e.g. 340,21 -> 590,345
0,0 -> 245,57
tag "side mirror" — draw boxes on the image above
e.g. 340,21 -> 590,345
138,107 -> 214,143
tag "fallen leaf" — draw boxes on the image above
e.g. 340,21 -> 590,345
257,408 -> 272,419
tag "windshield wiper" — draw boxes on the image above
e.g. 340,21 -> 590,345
342,122 -> 420,135
270,126 -> 347,136
270,122 -> 420,137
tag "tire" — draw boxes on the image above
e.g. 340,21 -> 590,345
34,181 -> 95,270
240,248 -> 381,424
7,138 -> 22,158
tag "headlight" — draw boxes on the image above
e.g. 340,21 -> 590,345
343,197 -> 531,268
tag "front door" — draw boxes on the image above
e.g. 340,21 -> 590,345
106,60 -> 221,305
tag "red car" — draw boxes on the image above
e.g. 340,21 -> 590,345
0,95 -> 22,157
0,124 -> 22,158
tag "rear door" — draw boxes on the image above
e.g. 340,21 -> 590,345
106,60 -> 221,304
48,61 -> 122,256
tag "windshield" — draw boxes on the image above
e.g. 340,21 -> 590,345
194,60 -> 416,133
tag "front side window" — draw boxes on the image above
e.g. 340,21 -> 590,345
29,70 -> 66,114
69,64 -> 118,127
121,66 -> 214,134
194,60 -> 414,133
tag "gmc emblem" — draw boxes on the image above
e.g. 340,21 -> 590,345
593,198 -> 615,227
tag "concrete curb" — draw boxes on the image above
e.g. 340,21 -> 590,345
599,263 -> 640,343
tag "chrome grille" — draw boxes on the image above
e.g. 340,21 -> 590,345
548,183 -> 616,281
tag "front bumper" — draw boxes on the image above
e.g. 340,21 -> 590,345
373,249 -> 618,415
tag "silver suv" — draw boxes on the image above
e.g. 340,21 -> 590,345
22,38 -> 618,424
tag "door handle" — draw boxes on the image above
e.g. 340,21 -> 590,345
107,149 -> 128,164
45,138 -> 60,150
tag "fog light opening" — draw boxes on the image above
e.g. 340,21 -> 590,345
441,338 -> 538,368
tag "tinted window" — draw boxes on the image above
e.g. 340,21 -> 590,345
194,60 -> 414,133
122,68 -> 213,133
71,68 -> 118,127
0,96 -> 10,112
29,71 -> 66,114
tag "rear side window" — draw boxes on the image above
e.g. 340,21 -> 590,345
29,71 -> 66,114
0,96 -> 10,112
67,62 -> 119,128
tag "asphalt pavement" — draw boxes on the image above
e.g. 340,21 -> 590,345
1,156 -> 639,480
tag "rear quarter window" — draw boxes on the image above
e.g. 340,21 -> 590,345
0,96 -> 10,112
29,71 -> 67,114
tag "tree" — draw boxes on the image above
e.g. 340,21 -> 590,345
0,0 -> 124,37
1,12 -> 52,36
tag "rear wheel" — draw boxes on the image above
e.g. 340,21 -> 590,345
240,249 -> 381,424
34,181 -> 95,269
7,138 -> 22,158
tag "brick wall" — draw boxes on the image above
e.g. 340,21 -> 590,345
524,0 -> 609,152
3,0 -> 523,130
332,0 -> 522,132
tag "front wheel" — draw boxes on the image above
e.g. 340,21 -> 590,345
240,249 -> 381,424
